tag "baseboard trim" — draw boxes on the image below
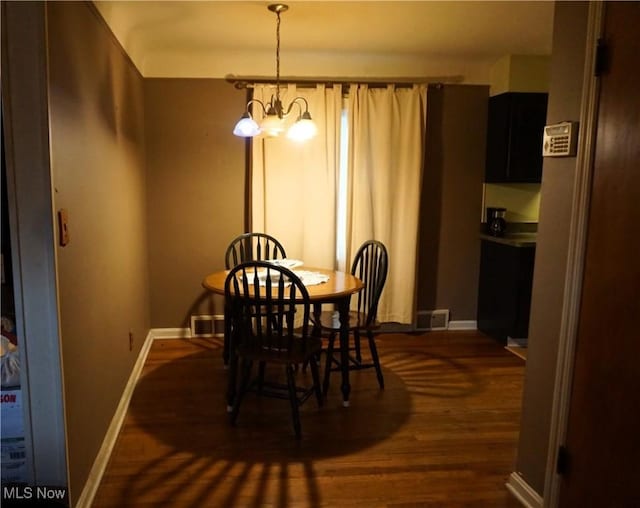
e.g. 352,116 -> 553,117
75,329 -> 155,508
448,320 -> 477,330
150,327 -> 191,339
506,472 -> 543,508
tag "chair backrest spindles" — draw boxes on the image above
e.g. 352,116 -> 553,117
351,240 -> 388,326
225,233 -> 287,269
225,261 -> 309,356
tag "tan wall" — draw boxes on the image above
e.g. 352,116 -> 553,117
144,79 -> 246,328
8,0 -> 578,501
417,84 -> 487,321
46,2 -> 150,503
489,54 -> 551,96
484,183 -> 541,222
47,4 -> 247,499
515,1 -> 590,494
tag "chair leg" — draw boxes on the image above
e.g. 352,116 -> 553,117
302,307 -> 323,374
322,332 -> 337,396
223,304 -> 231,366
231,359 -> 253,425
286,363 -> 302,438
302,353 -> 320,372
309,356 -> 323,407
301,351 -> 320,374
367,330 -> 384,389
227,348 -> 239,412
354,329 -> 362,364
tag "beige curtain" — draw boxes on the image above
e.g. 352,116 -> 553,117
346,84 -> 427,323
251,84 -> 343,268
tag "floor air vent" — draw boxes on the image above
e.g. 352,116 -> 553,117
415,310 -> 450,331
190,315 -> 225,337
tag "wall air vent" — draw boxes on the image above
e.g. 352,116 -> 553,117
415,309 -> 450,331
190,315 -> 225,338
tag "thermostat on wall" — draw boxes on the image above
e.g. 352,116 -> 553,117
542,121 -> 579,157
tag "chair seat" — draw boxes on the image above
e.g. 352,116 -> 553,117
236,336 -> 323,364
315,310 -> 381,331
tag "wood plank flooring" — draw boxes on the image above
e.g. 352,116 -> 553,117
92,331 -> 525,507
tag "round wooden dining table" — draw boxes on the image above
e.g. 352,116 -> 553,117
202,267 -> 364,407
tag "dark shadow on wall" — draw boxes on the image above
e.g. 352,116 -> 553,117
416,84 -> 445,311
180,290 -> 219,331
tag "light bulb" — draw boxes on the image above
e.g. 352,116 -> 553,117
260,114 -> 286,137
287,116 -> 317,142
233,115 -> 261,137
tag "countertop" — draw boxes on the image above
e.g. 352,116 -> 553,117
479,222 -> 538,247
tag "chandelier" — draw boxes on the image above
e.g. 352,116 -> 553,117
233,4 -> 317,141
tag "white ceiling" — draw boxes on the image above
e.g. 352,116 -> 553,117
94,1 -> 554,83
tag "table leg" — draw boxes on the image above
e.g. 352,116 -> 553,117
312,303 -> 322,338
337,297 -> 351,407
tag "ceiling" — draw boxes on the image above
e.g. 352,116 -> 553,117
93,1 -> 554,84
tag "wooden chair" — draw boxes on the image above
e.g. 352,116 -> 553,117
224,232 -> 287,269
318,240 -> 388,395
225,261 -> 323,438
223,233 -> 287,365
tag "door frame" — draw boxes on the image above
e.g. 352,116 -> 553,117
543,2 -> 604,506
1,1 -> 69,488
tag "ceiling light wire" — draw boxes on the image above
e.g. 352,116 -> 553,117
232,3 -> 317,141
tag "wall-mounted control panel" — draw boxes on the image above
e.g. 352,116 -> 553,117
542,121 -> 579,157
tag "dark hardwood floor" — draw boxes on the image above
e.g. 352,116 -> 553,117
92,331 -> 525,507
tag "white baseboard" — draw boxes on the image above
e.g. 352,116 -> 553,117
150,327 -> 191,339
506,472 -> 543,508
448,320 -> 477,330
76,327 -> 205,506
75,329 -> 156,508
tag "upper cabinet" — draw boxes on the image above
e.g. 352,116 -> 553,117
485,92 -> 548,183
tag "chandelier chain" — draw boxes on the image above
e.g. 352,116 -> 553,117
275,10 -> 281,103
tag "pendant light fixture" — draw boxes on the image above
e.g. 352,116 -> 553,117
233,4 -> 317,141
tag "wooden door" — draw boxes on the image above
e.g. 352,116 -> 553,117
559,2 -> 640,506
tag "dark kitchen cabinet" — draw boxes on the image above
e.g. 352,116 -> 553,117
477,239 -> 535,344
485,92 -> 548,183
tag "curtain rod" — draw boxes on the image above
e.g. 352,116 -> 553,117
226,74 -> 464,89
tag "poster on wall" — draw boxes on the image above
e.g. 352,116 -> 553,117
1,316 -> 26,484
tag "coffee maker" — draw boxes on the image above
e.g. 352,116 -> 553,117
486,207 -> 507,237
